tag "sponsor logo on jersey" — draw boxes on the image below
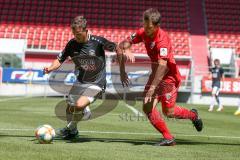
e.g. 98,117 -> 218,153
165,93 -> 172,100
89,49 -> 95,56
160,48 -> 168,56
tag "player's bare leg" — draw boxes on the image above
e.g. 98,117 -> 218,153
234,99 -> 240,116
57,96 -> 91,140
216,95 -> 223,112
66,104 -> 91,124
57,85 -> 101,140
208,94 -> 215,112
209,87 -> 223,112
68,96 -> 90,127
66,104 -> 73,124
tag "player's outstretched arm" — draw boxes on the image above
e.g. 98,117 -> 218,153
208,67 -> 212,79
119,40 -> 135,63
208,73 -> 212,79
221,68 -> 225,81
43,59 -> 61,74
144,59 -> 168,103
115,45 -> 130,87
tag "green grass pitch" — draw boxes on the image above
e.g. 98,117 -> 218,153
0,97 -> 239,160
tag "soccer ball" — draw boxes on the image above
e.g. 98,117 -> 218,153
35,124 -> 56,144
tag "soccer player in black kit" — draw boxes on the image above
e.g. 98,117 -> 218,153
43,15 -> 131,139
208,59 -> 224,112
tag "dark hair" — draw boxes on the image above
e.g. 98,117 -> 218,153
71,15 -> 87,29
214,59 -> 220,64
143,8 -> 161,26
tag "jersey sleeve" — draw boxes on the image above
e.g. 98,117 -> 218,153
127,28 -> 143,44
57,41 -> 71,63
98,37 -> 117,52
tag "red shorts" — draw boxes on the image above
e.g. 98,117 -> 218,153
143,80 -> 178,108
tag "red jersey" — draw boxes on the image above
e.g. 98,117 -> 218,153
128,27 -> 181,87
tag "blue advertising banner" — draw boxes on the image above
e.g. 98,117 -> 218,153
0,67 -> 2,83
2,68 -> 149,86
2,68 -> 48,83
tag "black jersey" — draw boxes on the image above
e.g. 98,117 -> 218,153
57,34 -> 116,88
210,66 -> 224,87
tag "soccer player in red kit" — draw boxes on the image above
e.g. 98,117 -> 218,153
119,8 -> 203,146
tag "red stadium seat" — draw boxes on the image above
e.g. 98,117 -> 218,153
0,32 -> 5,38
206,0 -> 240,52
0,0 -> 192,56
33,39 -> 40,48
41,39 -> 47,46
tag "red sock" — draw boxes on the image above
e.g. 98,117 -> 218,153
173,105 -> 196,121
146,107 -> 173,140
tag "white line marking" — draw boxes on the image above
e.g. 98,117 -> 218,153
124,103 -> 144,117
0,128 -> 33,131
0,96 -> 31,102
177,134 -> 240,139
1,129 -> 240,139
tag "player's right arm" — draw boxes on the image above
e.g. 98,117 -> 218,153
43,41 -> 71,74
43,59 -> 61,74
208,68 -> 213,79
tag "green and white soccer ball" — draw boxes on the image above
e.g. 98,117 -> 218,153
35,124 -> 56,144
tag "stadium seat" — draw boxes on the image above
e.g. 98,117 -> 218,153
0,0 -> 192,56
205,0 -> 240,55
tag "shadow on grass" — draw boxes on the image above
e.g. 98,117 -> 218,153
0,133 -> 39,143
1,134 -> 239,146
65,136 -> 240,146
0,133 -> 56,144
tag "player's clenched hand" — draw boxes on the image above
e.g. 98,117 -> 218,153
120,71 -> 130,87
43,67 -> 50,74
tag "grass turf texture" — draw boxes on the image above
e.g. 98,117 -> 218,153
0,97 -> 239,160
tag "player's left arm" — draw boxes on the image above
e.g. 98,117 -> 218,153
220,67 -> 225,81
208,68 -> 213,79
